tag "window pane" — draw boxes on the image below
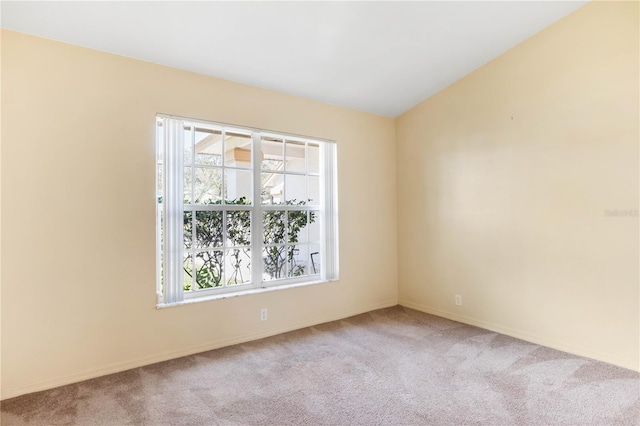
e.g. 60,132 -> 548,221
226,249 -> 251,285
287,210 -> 308,243
194,167 -> 222,204
288,244 -> 309,278
263,211 -> 286,244
308,143 -> 320,174
309,211 -> 320,241
184,126 -> 193,164
195,250 -> 224,289
183,252 -> 193,291
225,131 -> 252,169
184,166 -> 192,204
226,210 -> 251,247
261,172 -> 283,205
262,136 -> 284,171
263,246 -> 286,281
285,174 -> 306,204
225,169 -> 252,204
285,140 -> 306,172
195,128 -> 222,166
308,175 -> 320,206
184,211 -> 193,249
309,243 -> 321,275
195,211 -> 223,248
159,116 -> 336,301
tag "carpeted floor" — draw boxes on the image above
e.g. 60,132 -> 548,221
1,306 -> 639,425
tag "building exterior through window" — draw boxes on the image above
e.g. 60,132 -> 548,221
156,115 -> 338,306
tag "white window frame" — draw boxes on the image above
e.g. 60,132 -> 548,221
156,114 -> 338,306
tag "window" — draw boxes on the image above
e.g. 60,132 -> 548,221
156,115 -> 338,305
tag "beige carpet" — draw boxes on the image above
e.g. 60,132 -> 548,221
1,306 -> 639,425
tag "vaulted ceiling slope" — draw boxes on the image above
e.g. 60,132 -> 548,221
1,1 -> 587,117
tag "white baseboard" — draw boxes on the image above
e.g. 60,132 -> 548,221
398,299 -> 638,372
1,299 -> 398,400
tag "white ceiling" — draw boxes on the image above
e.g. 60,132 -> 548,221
1,1 -> 587,117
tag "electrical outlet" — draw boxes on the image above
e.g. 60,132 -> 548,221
260,308 -> 268,321
455,295 -> 462,306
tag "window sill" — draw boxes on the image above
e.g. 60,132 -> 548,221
156,278 -> 337,309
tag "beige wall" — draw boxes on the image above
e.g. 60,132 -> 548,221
0,28 -> 3,399
397,1 -> 639,370
0,30 -> 398,399
2,0 -> 639,400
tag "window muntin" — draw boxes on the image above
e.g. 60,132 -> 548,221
156,116 -> 338,305
181,124 -> 253,293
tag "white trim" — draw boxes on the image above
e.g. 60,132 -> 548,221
157,113 -> 336,145
260,205 -> 319,211
251,132 -> 264,287
184,204 -> 253,211
191,164 -> 254,172
160,277 -> 332,308
182,281 -> 255,300
260,272 -> 323,289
